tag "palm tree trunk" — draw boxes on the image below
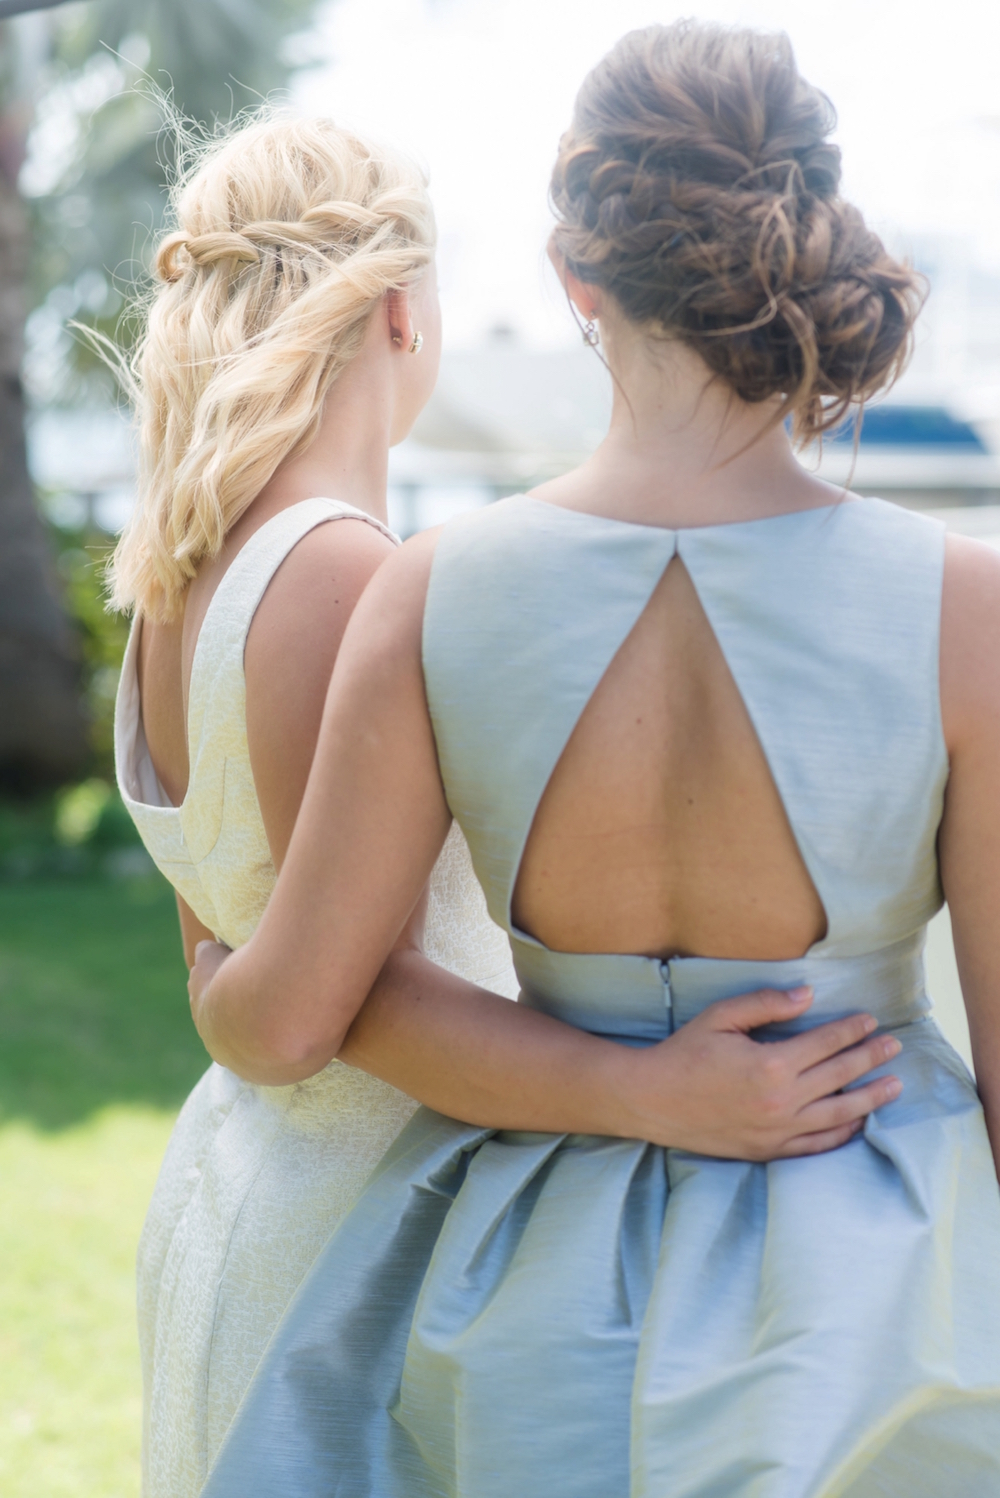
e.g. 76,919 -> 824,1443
0,140 -> 87,789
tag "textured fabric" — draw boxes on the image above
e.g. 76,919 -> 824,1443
203,495 -> 1000,1498
114,498 -> 517,1498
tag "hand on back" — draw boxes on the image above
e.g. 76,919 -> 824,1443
625,985 -> 902,1160
190,931 -> 902,1159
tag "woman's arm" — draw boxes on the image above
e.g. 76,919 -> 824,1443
938,533 -> 1000,1175
193,528 -> 479,1073
192,527 -> 900,1158
333,945 -> 898,1155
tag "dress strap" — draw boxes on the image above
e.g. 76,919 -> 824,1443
187,498 -> 397,756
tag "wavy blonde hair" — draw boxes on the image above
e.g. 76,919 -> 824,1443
109,113 -> 435,621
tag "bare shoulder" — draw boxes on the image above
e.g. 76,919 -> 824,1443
344,525 -> 444,653
528,467 -> 591,511
249,516 -> 396,648
243,515 -> 403,861
318,525 -> 447,782
246,515 -> 398,687
940,532 -> 1000,751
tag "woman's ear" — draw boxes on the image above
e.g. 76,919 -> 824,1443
386,288 -> 415,352
547,238 -> 603,323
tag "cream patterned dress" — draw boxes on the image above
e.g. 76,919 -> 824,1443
114,498 -> 517,1498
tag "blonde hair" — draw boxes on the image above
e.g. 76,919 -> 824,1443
110,113 -> 435,621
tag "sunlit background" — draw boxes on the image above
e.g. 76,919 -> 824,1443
0,1 -> 996,1492
24,0 -> 1000,535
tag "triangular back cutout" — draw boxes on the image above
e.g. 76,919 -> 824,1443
512,556 -> 829,961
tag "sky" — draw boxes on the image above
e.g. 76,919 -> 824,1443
292,0 -> 1000,353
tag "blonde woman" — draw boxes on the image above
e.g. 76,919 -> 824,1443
114,111 -> 898,1497
192,28 -> 1000,1498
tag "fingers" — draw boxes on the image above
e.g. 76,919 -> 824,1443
784,1011 -> 880,1070
795,1073 -> 903,1135
776,1065 -> 905,1157
777,1120 -> 866,1158
797,1032 -> 902,1102
188,940 -> 232,1005
195,939 -> 231,964
708,985 -> 813,1033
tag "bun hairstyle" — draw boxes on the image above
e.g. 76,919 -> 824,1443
550,22 -> 925,442
111,114 -> 434,621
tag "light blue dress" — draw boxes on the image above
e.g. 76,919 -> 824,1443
204,495 -> 1000,1497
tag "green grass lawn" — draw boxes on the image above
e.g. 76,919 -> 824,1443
0,875 -> 207,1497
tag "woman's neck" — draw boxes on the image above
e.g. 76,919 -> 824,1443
533,320 -> 843,529
245,352 -> 395,534
174,334 -> 398,704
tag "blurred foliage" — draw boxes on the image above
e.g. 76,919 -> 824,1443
0,0 -> 326,813
0,519 -> 144,876
53,521 -> 128,766
23,0 -> 323,403
0,786 -> 148,879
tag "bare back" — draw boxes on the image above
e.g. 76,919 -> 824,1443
512,555 -> 827,961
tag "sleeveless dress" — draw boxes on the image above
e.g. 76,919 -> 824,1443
114,497 -> 518,1498
203,494 -> 1000,1498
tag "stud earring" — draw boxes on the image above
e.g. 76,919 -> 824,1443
582,319 -> 600,348
409,331 -> 424,354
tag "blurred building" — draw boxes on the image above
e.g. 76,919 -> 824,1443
806,405 -> 1000,511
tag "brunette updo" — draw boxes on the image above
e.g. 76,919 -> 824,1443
550,22 -> 924,441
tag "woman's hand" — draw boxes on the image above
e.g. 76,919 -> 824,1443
624,985 -> 902,1159
189,940 -> 234,1059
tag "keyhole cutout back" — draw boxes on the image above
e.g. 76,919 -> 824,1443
511,557 -> 828,961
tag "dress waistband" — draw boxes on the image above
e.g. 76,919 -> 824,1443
512,931 -> 929,1044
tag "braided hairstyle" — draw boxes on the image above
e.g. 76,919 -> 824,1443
551,22 -> 924,442
111,114 -> 434,621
